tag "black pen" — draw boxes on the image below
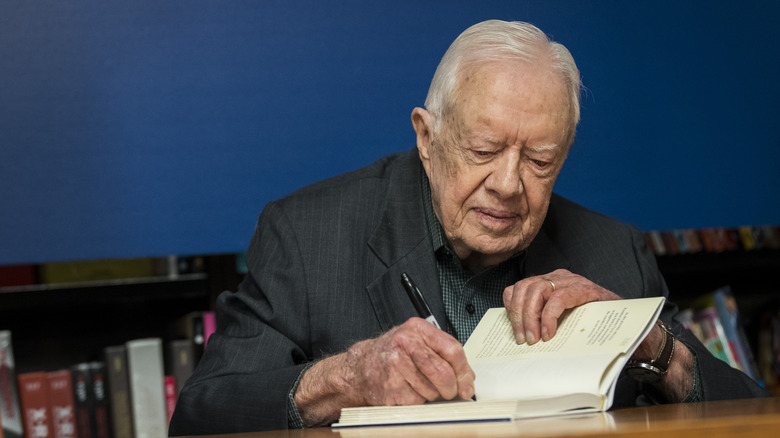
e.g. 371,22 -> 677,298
401,272 -> 441,329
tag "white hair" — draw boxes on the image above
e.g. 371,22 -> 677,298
425,20 -> 582,135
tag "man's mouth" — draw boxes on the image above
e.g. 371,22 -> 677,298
473,207 -> 520,221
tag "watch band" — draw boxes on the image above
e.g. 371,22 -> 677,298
626,319 -> 676,383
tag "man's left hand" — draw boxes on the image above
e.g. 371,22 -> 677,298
502,269 -> 620,344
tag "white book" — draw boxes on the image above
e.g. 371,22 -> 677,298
334,297 -> 664,428
0,330 -> 24,438
126,338 -> 167,438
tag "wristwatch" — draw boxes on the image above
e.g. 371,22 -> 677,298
625,319 -> 676,384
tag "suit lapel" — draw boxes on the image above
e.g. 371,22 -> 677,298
365,149 -> 448,332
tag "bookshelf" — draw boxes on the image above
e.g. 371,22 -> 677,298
2,245 -> 778,385
0,254 -> 242,373
657,249 -> 780,328
655,247 -> 780,394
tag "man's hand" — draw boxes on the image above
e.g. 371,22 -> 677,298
294,317 -> 475,427
502,269 -> 620,344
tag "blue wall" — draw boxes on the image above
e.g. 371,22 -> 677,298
1,1 -> 779,265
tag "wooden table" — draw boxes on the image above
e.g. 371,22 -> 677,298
181,397 -> 780,438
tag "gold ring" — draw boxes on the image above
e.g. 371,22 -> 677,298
546,279 -> 556,291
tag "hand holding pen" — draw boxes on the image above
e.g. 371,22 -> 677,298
292,273 -> 474,425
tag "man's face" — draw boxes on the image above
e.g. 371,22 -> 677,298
414,61 -> 574,270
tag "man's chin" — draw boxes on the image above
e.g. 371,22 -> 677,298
467,239 -> 527,264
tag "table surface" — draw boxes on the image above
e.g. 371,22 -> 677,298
179,397 -> 780,438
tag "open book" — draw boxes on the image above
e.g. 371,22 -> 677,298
333,296 -> 664,428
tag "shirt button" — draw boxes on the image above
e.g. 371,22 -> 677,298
465,304 -> 476,314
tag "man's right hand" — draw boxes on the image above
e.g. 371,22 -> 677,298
293,317 -> 475,427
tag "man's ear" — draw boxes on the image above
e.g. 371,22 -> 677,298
411,107 -> 433,163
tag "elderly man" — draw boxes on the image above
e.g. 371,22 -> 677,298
169,20 -> 767,435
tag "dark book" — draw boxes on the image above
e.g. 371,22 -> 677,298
0,331 -> 24,438
69,364 -> 109,438
164,340 -> 194,398
0,265 -> 36,288
17,372 -> 52,438
87,364 -> 109,438
46,371 -> 77,438
103,347 -> 132,438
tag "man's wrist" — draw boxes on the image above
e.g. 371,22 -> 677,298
626,320 -> 676,384
293,350 -> 360,427
287,365 -> 312,429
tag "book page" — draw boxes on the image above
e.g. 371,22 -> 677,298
464,297 -> 664,361
471,354 -> 615,399
463,297 -> 664,402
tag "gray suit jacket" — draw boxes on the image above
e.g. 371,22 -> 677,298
169,148 -> 767,436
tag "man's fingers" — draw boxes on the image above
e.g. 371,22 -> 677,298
393,351 -> 441,402
521,279 -> 551,344
373,318 -> 473,404
412,319 -> 475,400
503,283 -> 527,344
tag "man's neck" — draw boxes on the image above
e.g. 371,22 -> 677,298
455,247 -> 512,274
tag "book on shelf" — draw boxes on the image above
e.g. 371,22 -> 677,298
17,372 -> 52,438
70,363 -> 109,438
163,377 -> 176,426
164,340 -> 194,397
645,225 -> 779,256
103,347 -> 132,438
126,339 -> 167,438
47,371 -> 77,438
333,297 -> 664,428
0,265 -> 36,288
678,287 -> 763,385
38,259 -> 158,285
202,312 -> 216,348
693,308 -> 740,370
695,287 -> 761,382
0,331 -> 24,438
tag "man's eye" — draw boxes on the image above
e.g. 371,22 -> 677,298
474,150 -> 493,157
532,159 -> 549,167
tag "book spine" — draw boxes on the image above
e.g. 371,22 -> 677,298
164,340 -> 194,398
46,371 -> 77,438
126,339 -> 167,438
87,365 -> 108,438
694,308 -> 740,369
710,288 -> 761,382
17,372 -> 52,438
69,365 -> 91,438
163,377 -> 176,427
103,347 -> 132,438
0,331 -> 24,438
202,312 -> 216,348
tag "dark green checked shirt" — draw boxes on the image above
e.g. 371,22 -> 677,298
420,170 -> 525,344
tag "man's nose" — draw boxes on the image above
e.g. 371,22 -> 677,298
485,155 -> 522,198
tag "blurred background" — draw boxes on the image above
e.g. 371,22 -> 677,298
2,0 -> 778,264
